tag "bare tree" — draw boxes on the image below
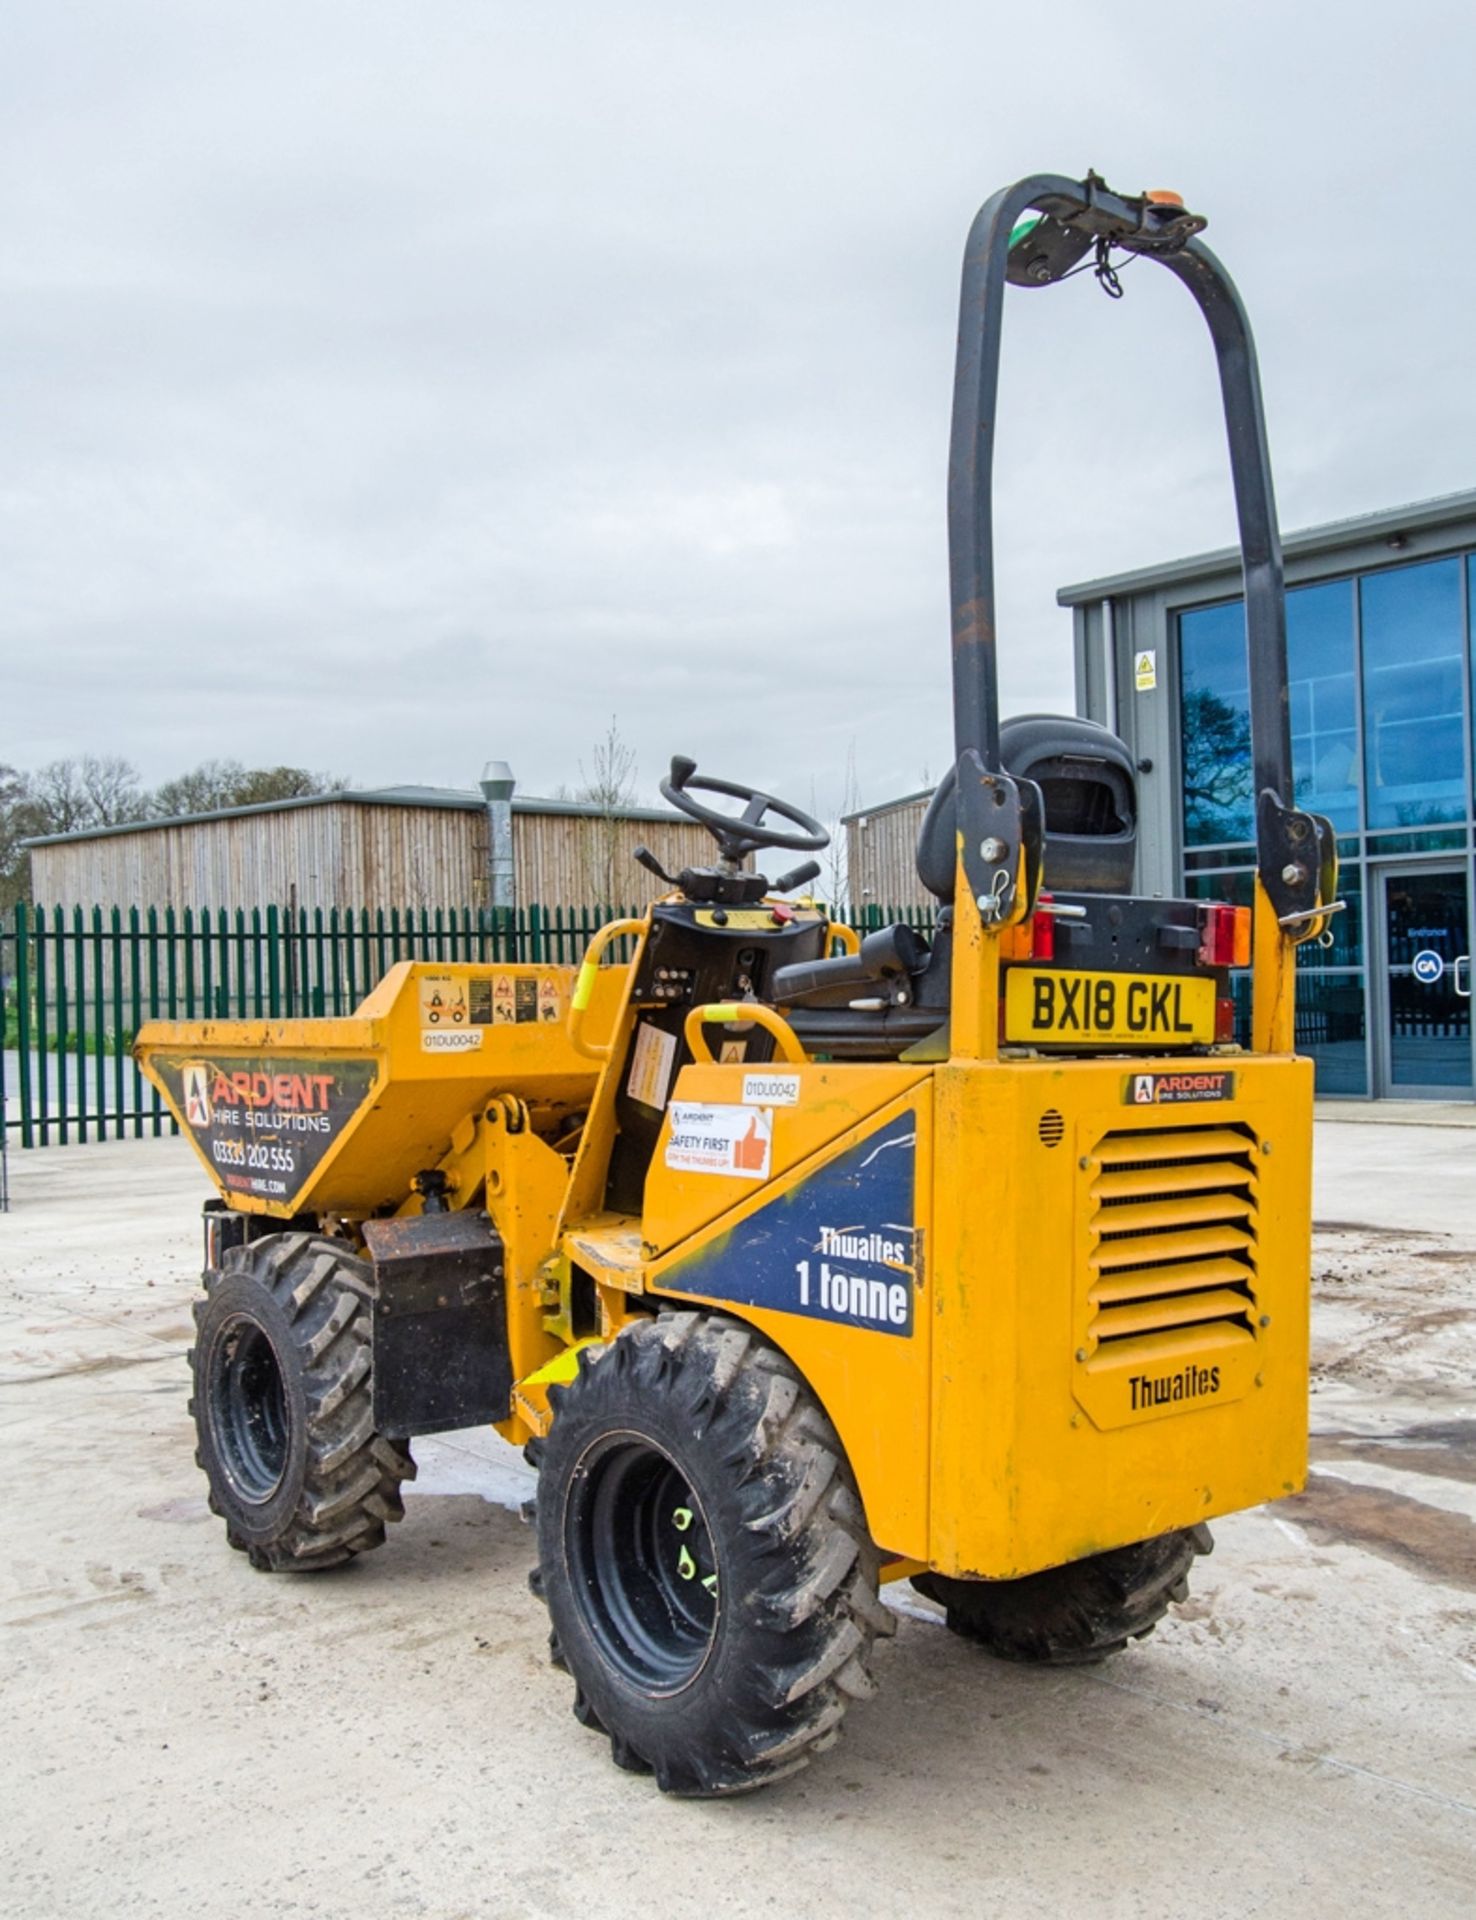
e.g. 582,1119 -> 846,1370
80,754 -> 146,826
818,740 -> 859,908
0,763 -> 32,908
577,717 -> 638,810
576,717 -> 638,905
25,759 -> 97,836
151,760 -> 347,817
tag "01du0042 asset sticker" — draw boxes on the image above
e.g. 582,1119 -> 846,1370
665,1112 -> 918,1336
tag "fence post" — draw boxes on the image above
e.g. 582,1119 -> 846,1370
266,905 -> 281,1017
15,904 -> 33,1148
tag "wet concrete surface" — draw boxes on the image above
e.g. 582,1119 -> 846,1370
2,1128 -> 1474,1918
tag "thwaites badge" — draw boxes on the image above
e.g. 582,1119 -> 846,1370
1125,1069 -> 1236,1106
663,1113 -> 917,1336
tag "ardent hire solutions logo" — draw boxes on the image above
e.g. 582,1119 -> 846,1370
183,1063 -> 212,1128
1126,1069 -> 1234,1106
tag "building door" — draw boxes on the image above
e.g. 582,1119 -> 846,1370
1375,864 -> 1473,1098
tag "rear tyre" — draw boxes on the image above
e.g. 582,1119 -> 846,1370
530,1310 -> 892,1796
912,1526 -> 1212,1665
189,1232 -> 416,1571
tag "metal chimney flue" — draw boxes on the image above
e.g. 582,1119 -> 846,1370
480,760 -> 516,915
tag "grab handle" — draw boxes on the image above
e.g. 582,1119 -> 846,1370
683,1002 -> 809,1066
568,918 -> 646,1059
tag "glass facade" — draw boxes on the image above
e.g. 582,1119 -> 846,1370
1177,547 -> 1476,1096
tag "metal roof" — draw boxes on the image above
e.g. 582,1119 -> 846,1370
1057,486 -> 1476,608
21,787 -> 695,850
842,786 -> 936,827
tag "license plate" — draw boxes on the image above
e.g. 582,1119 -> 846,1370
1004,967 -> 1216,1046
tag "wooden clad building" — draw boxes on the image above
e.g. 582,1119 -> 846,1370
24,787 -> 718,913
843,788 -> 936,910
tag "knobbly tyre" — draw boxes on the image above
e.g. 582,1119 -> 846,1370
136,171 -> 1338,1797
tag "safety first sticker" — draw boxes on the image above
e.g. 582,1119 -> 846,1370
665,1103 -> 772,1180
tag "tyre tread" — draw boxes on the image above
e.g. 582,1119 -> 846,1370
191,1234 -> 414,1574
534,1308 -> 887,1796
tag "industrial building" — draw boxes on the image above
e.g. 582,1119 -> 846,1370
24,777 -> 715,914
1063,488 -> 1476,1101
840,490 -> 1476,1102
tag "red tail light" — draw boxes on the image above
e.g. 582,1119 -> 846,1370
1031,897 -> 1056,962
1199,902 -> 1251,969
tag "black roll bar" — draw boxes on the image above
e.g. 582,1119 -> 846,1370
947,172 -> 1330,930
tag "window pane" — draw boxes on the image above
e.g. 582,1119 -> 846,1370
1184,844 -> 1254,870
1297,972 -> 1368,1095
1180,601 -> 1252,845
1365,826 -> 1467,854
1361,558 -> 1465,829
1288,579 -> 1358,830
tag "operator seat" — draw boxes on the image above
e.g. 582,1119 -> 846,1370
772,715 -> 1137,1057
914,714 -> 1136,901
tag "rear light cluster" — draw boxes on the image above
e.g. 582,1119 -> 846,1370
999,893 -> 1057,961
1198,902 -> 1251,969
1030,895 -> 1055,961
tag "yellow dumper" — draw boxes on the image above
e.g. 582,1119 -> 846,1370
137,170 -> 1336,1796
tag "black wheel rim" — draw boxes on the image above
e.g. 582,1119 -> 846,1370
210,1315 -> 290,1503
565,1435 -> 719,1694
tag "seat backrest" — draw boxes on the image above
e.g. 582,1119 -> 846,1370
916,714 -> 1137,901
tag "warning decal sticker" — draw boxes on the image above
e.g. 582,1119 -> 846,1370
665,1103 -> 773,1180
155,1055 -> 379,1206
418,974 -> 468,1028
663,1113 -> 917,1337
627,1021 -> 677,1111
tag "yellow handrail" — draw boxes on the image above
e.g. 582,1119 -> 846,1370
829,921 -> 861,956
683,1001 -> 809,1066
568,918 -> 647,1059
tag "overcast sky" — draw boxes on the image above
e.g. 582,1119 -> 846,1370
3,2 -> 1473,824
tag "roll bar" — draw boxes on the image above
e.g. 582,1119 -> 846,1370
947,171 -> 1334,943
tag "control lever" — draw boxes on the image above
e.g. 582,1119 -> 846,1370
770,859 -> 821,894
633,845 -> 678,887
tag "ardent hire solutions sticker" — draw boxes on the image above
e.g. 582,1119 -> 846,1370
1124,1068 -> 1235,1105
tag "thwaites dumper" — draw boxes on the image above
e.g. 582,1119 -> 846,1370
137,171 -> 1338,1796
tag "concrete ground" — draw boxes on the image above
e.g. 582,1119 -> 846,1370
2,1124 -> 1473,1919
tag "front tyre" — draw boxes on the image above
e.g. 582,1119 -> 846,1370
531,1311 -> 892,1796
190,1233 -> 416,1571
912,1525 -> 1212,1664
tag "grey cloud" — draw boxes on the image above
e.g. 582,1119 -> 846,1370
3,2 -> 1473,827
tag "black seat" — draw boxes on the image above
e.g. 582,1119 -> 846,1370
776,716 -> 1137,1057
916,713 -> 1137,900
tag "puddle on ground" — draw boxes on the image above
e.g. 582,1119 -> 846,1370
1280,1470 -> 1476,1592
1311,1420 -> 1476,1488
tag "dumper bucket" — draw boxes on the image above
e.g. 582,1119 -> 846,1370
134,959 -> 623,1218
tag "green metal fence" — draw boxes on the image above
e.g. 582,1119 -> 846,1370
1,899 -> 935,1147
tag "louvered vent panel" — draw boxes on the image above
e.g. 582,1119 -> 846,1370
1087,1124 -> 1259,1348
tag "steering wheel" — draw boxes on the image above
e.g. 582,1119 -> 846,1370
660,755 -> 829,858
